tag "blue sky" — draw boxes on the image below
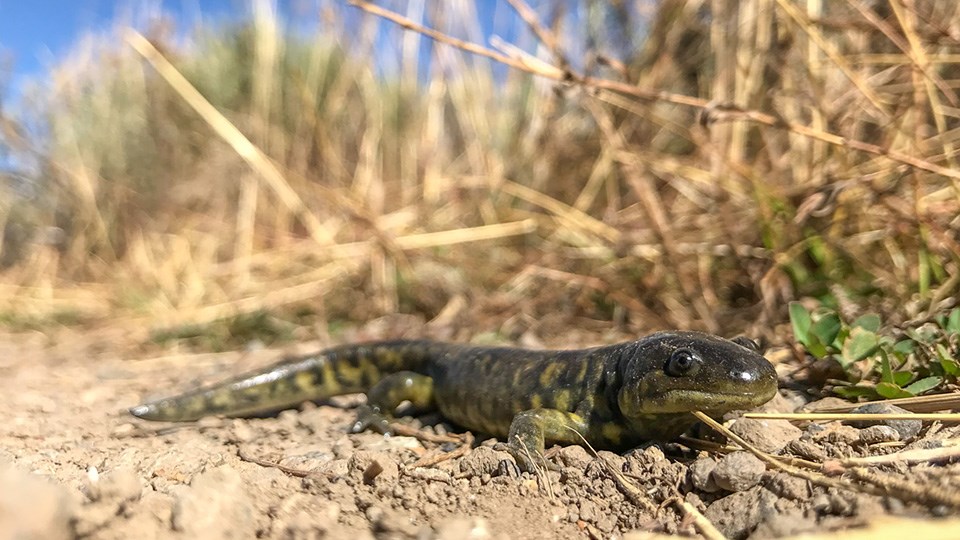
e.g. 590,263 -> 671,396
0,0 -> 253,90
0,0 -> 525,96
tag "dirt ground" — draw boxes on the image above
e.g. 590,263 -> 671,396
2,324 -> 960,540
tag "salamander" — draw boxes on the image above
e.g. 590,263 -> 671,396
130,331 -> 778,470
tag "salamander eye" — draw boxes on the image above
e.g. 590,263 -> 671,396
665,348 -> 701,377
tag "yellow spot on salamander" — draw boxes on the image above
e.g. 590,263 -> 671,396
530,394 -> 543,409
553,389 -> 571,412
576,360 -> 588,383
294,371 -> 315,391
602,423 -> 623,446
539,362 -> 560,387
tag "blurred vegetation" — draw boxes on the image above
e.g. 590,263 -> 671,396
0,0 -> 958,354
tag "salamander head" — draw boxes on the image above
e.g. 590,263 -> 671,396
617,331 -> 777,421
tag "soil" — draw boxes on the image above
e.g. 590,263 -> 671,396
2,324 -> 959,540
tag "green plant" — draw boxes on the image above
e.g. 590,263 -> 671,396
790,302 -> 959,399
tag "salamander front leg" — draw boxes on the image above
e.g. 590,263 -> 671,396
350,371 -> 435,435
498,408 -> 589,472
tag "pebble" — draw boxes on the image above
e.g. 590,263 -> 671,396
858,425 -> 902,444
555,445 -> 592,469
459,446 -> 514,478
712,452 -> 766,492
784,438 -> 827,461
766,472 -> 810,500
730,418 -> 802,453
849,403 -> 922,440
688,457 -> 720,493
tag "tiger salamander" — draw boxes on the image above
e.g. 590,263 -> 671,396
130,332 -> 778,470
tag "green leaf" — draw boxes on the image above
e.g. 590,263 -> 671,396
841,327 -> 880,365
875,382 -> 912,399
892,371 -> 913,386
811,313 -> 842,350
852,313 -> 881,333
879,352 -> 894,383
789,302 -> 812,344
946,308 -> 960,334
904,376 -> 941,395
939,357 -> 960,377
805,333 -> 828,358
893,339 -> 914,356
834,384 -> 878,399
907,325 -> 939,344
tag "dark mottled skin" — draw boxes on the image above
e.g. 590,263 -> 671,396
131,331 -> 778,470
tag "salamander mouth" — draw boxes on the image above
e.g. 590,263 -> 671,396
637,386 -> 778,415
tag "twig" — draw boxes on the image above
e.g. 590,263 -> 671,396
407,431 -> 474,468
847,467 -> 960,509
743,412 -> 960,422
828,441 -> 960,467
238,447 -> 318,478
387,422 -> 464,445
665,496 -> 727,540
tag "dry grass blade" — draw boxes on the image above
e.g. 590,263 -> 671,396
123,28 -> 334,246
497,181 -> 619,243
504,0 -> 568,68
743,412 -> 960,422
393,219 -> 537,249
801,394 -> 960,414
671,498 -> 727,540
347,0 -> 563,79
774,0 -> 890,119
830,441 -> 960,467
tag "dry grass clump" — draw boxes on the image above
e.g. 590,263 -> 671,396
0,0 -> 958,346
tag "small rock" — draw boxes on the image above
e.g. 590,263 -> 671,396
753,391 -> 803,414
688,457 -> 720,493
712,452 -> 766,492
172,465 -> 255,539
578,499 -> 600,522
459,446 -> 515,478
811,424 -> 860,445
802,397 -> 851,412
766,472 -> 810,500
849,403 -> 922,440
555,445 -> 592,469
730,418 -> 802,454
784,438 -> 827,462
858,425 -> 901,445
705,487 -> 774,539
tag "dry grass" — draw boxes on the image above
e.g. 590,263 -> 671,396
0,0 -> 958,345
